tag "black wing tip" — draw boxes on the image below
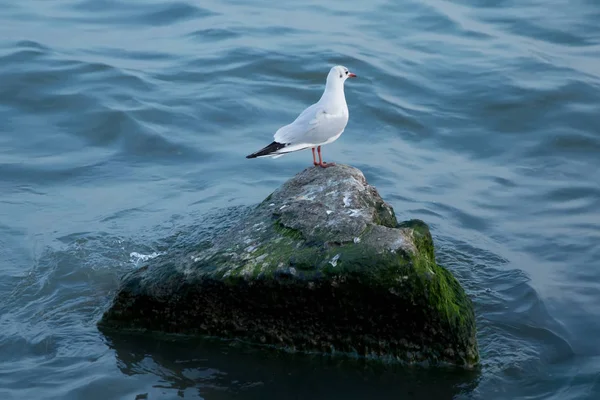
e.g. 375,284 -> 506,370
246,141 -> 286,159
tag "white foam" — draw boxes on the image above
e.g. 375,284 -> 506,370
130,251 -> 164,266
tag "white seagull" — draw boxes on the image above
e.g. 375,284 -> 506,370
246,65 -> 357,168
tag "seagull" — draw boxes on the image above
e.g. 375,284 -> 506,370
246,65 -> 356,168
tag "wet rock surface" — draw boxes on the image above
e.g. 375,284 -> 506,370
99,164 -> 479,367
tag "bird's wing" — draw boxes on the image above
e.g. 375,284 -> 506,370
274,103 -> 345,145
274,103 -> 322,144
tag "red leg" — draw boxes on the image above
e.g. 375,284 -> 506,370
317,146 -> 336,168
312,148 -> 318,166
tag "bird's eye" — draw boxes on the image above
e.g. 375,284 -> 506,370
345,71 -> 348,75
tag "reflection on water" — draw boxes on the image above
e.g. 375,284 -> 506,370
105,331 -> 480,400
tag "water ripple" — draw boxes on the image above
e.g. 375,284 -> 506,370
68,0 -> 218,26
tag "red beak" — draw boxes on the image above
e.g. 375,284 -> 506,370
348,72 -> 357,78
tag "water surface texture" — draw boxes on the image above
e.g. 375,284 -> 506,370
1,0 -> 599,399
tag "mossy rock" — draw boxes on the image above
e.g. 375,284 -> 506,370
99,164 -> 479,367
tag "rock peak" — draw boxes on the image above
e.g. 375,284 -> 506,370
262,164 -> 400,249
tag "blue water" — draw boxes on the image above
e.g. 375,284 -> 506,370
1,0 -> 599,399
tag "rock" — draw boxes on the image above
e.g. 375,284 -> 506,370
98,164 -> 479,368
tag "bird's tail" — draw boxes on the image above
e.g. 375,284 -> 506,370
246,141 -> 287,159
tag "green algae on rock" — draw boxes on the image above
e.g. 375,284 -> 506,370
99,164 -> 479,367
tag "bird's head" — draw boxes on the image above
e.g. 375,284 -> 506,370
327,65 -> 357,86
